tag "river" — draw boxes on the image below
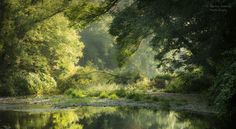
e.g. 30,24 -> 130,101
0,106 -> 223,129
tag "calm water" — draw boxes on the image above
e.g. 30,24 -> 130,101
0,106 -> 223,129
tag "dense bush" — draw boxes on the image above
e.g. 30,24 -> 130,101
209,63 -> 236,122
165,68 -> 212,93
26,72 -> 57,95
109,93 -> 119,100
0,71 -> 57,96
0,6 -> 84,96
65,87 -> 120,100
113,71 -> 141,84
131,77 -> 152,90
65,88 -> 86,98
165,77 -> 184,93
59,66 -> 98,91
99,91 -> 109,98
152,74 -> 173,89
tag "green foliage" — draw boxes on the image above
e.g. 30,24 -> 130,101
165,77 -> 184,93
109,0 -> 235,97
65,0 -> 119,28
0,14 -> 84,96
164,67 -> 211,93
113,71 -> 141,84
109,93 -> 119,100
126,92 -> 144,101
25,72 -> 57,95
115,88 -> 127,97
99,91 -> 109,99
115,89 -> 149,101
179,73 -> 211,93
209,63 -> 236,121
0,0 -> 119,96
25,14 -> 84,79
122,91 -> 161,102
65,89 -> 86,98
130,77 -> 152,90
60,66 -> 96,91
60,65 -> 122,92
110,0 -> 235,72
0,70 -> 57,96
0,70 -> 29,96
152,74 -> 173,89
64,82 -> 121,99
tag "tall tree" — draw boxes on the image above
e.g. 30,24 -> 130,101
109,0 -> 236,122
0,0 -> 119,96
110,0 -> 236,72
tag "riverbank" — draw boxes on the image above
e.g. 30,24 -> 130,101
0,92 -> 216,114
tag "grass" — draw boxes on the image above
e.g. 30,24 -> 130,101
109,93 -> 119,100
83,83 -> 121,96
99,91 -> 109,98
65,87 -> 163,103
65,89 -> 86,98
98,92 -> 119,100
63,83 -> 189,108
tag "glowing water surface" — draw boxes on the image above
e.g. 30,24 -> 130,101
0,106 -> 223,129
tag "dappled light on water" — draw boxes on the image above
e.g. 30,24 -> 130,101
0,107 -> 219,129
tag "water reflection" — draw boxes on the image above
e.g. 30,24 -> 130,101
0,107 -> 219,129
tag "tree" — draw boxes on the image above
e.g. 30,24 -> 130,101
109,0 -> 236,122
0,0 -> 119,96
110,0 -> 235,73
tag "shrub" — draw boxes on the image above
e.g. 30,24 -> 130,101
126,92 -> 146,101
64,88 -> 74,95
99,91 -> 109,98
26,72 -> 57,95
165,77 -> 184,93
152,74 -> 172,89
131,77 -> 152,90
113,71 -> 141,84
209,63 -> 236,122
115,88 -> 127,97
109,93 -> 119,100
0,71 -> 57,96
165,67 -> 211,93
73,91 -> 86,98
59,67 -> 96,92
65,89 -> 86,98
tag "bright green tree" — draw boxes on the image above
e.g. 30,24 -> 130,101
0,0 -> 119,96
